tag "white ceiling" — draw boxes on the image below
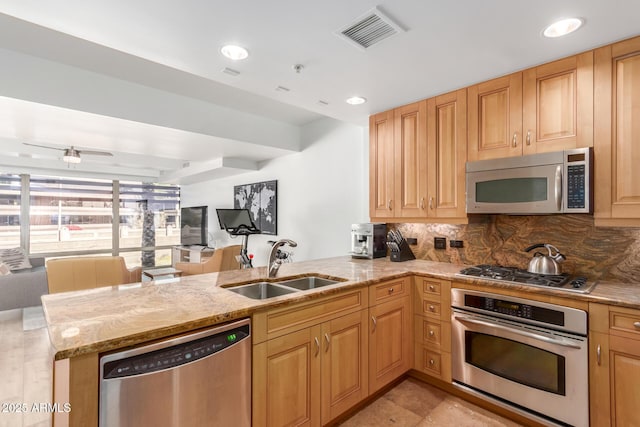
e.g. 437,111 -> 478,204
0,0 -> 639,183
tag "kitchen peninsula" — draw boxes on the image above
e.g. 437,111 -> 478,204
43,256 -> 640,426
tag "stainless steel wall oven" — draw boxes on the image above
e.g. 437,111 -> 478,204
451,289 -> 588,426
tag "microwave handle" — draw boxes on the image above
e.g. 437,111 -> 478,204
555,165 -> 562,212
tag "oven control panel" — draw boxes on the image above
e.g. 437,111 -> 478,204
463,294 -> 564,327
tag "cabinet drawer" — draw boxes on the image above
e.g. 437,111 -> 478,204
369,277 -> 410,304
414,344 -> 451,381
417,277 -> 442,297
610,307 -> 640,339
418,300 -> 442,319
253,288 -> 368,343
414,315 -> 451,351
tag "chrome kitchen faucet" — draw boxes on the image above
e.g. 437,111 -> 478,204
268,239 -> 297,278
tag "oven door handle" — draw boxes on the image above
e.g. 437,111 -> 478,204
453,315 -> 582,349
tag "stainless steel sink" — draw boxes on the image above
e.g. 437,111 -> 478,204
225,282 -> 299,300
276,276 -> 340,290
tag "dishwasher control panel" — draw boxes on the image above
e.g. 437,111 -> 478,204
102,323 -> 250,379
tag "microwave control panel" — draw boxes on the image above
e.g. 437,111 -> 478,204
567,164 -> 585,209
564,148 -> 592,213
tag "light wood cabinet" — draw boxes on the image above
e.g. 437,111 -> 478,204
468,52 -> 593,162
594,35 -> 640,226
395,101 -> 428,218
369,109 -> 395,218
252,289 -> 369,426
427,89 -> 468,218
413,277 -> 451,381
368,277 -> 413,393
369,93 -> 467,222
369,102 -> 427,219
589,303 -> 640,426
468,72 -> 523,161
523,52 -> 593,155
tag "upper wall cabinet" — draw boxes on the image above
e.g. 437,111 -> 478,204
369,93 -> 467,222
394,101 -> 428,218
523,52 -> 593,155
369,101 -> 428,220
468,72 -> 522,161
594,36 -> 640,226
369,109 -> 395,218
427,89 -> 467,219
468,52 -> 593,161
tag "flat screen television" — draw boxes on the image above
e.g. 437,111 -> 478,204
180,206 -> 208,246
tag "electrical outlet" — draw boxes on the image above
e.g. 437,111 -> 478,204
434,237 -> 446,250
450,240 -> 464,248
406,237 -> 417,245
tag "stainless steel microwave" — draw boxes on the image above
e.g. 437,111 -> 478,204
466,147 -> 592,214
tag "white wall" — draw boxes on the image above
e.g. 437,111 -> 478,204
181,117 -> 369,267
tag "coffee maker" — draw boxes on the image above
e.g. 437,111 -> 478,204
351,223 -> 386,259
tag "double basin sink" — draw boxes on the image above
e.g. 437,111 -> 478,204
224,275 -> 345,300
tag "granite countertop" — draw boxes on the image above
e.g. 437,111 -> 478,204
41,256 -> 640,360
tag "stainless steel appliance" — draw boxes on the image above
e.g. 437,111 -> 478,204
466,147 -> 592,214
99,318 -> 251,427
351,223 -> 386,259
451,289 -> 588,426
457,264 -> 595,293
525,243 -> 566,275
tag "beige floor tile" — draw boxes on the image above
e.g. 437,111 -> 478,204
418,396 -> 522,427
339,396 -> 423,427
383,378 -> 447,418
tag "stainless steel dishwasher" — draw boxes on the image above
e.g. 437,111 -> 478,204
99,318 -> 251,427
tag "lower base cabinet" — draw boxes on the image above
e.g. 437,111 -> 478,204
253,309 -> 369,427
590,303 -> 640,426
368,295 -> 412,393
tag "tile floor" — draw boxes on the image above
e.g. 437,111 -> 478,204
339,378 -> 522,427
0,307 -> 521,427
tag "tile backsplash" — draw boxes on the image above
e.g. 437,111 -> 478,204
390,215 -> 640,282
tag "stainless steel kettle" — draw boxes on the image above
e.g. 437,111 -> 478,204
524,243 -> 566,275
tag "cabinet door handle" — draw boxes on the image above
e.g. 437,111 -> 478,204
429,305 -> 436,312
512,132 -> 517,147
429,285 -> 436,292
314,337 -> 320,357
526,130 -> 531,145
634,322 -> 640,329
429,330 -> 435,337
371,316 -> 377,332
597,344 -> 601,365
324,333 -> 330,352
388,287 -> 394,294
429,359 -> 435,366
387,199 -> 393,210
429,197 -> 434,210
420,197 -> 425,210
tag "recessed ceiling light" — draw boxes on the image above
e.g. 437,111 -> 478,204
220,45 -> 249,60
346,96 -> 367,105
543,18 -> 583,38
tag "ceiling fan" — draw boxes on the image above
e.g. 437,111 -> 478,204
22,143 -> 114,164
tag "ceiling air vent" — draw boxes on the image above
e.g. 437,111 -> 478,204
337,7 -> 404,50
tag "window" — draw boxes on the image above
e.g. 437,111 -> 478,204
0,174 -> 21,249
20,175 -> 180,267
119,182 -> 180,267
29,176 -> 114,254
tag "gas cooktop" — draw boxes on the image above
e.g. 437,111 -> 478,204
456,264 -> 596,294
